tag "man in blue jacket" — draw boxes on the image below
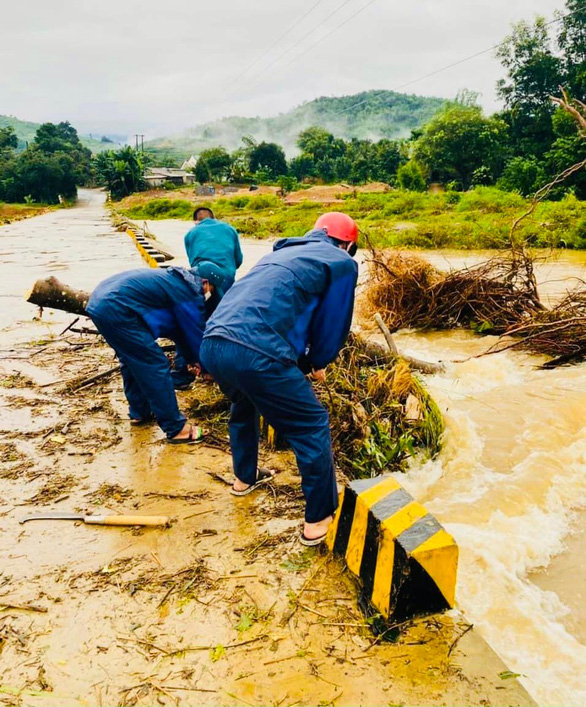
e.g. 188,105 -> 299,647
172,206 -> 243,389
86,262 -> 227,444
200,212 -> 359,544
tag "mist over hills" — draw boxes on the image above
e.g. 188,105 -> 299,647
147,89 -> 447,160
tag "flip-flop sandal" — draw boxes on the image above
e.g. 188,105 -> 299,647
299,532 -> 328,547
230,467 -> 275,496
167,424 -> 203,445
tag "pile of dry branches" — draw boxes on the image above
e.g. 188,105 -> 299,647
365,250 -> 543,334
365,251 -> 586,366
484,285 -> 586,367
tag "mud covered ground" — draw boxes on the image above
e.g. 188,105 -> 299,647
0,331 -> 534,707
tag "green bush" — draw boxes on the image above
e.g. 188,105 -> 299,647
229,196 -> 250,209
383,191 -> 427,217
396,161 -> 427,191
246,194 -> 282,210
455,186 -> 525,213
125,198 -> 193,220
497,157 -> 545,197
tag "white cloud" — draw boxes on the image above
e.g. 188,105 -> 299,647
0,0 -> 566,137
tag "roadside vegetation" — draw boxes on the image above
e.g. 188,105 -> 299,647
119,186 -> 586,250
0,201 -> 56,224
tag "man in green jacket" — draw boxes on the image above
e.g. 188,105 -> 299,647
172,206 -> 243,389
185,206 -> 243,287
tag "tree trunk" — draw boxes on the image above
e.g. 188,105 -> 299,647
26,277 -> 90,316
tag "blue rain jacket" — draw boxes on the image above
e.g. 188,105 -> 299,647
204,230 -> 358,371
86,266 -> 207,365
184,219 -> 243,285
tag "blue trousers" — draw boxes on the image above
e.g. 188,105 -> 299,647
90,305 -> 186,439
171,352 -> 195,388
200,337 -> 338,523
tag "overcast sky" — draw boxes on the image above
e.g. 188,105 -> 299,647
0,0 -> 566,138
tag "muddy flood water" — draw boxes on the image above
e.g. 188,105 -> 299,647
0,191 -> 584,706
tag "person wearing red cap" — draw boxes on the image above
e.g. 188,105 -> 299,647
199,212 -> 359,545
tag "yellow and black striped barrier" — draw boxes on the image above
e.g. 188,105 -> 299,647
326,475 -> 457,623
126,226 -> 167,268
259,415 -> 277,449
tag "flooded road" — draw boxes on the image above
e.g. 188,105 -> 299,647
0,200 -> 584,705
0,189 -> 142,343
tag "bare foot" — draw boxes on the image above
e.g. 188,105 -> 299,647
303,515 -> 333,541
231,468 -> 275,496
233,477 -> 250,492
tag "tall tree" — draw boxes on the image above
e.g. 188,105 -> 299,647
496,16 -> 563,158
93,147 -> 146,200
194,147 -> 232,182
557,0 -> 586,99
413,105 -> 509,189
248,141 -> 288,178
0,126 -> 18,152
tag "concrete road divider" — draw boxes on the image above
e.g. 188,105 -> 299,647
327,475 -> 458,623
126,226 -> 169,269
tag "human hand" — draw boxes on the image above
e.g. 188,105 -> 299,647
187,363 -> 202,376
311,368 -> 326,382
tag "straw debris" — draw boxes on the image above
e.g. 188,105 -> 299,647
316,334 -> 443,479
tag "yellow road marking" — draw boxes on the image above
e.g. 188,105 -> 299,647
357,476 -> 401,509
345,496 -> 369,574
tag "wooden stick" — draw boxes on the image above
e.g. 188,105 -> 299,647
0,600 -> 48,613
69,366 -> 120,391
374,313 -> 444,374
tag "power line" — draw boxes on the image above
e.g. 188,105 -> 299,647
336,10 -> 576,116
240,0 -> 359,90
227,0 -> 328,88
272,0 -> 379,79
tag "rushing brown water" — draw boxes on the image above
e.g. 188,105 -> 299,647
0,201 -> 584,705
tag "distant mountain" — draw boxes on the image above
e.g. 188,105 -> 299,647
147,90 -> 447,161
0,115 -> 123,153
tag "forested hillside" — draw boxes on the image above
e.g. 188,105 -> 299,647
0,115 -> 119,153
147,90 -> 446,160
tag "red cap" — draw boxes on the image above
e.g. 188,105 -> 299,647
314,212 -> 358,243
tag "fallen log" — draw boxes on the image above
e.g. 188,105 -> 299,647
26,276 -> 90,316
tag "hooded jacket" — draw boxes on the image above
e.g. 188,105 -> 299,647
86,266 -> 208,365
203,230 -> 358,371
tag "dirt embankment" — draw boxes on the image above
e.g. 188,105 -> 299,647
0,203 -> 54,225
0,333 -> 534,706
117,183 -> 390,211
